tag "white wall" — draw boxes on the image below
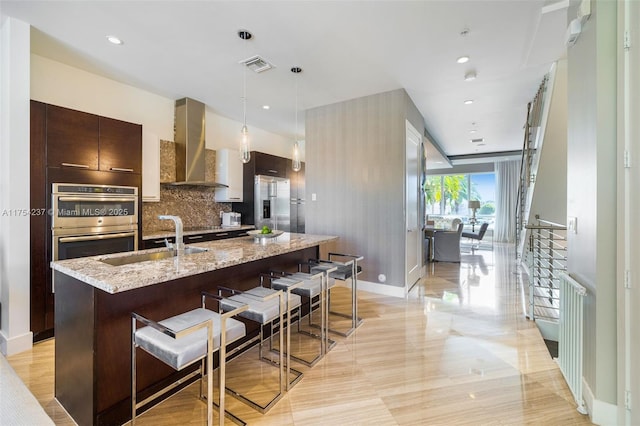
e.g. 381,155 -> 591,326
528,59 -> 568,226
0,16 -> 33,356
208,112 -> 302,160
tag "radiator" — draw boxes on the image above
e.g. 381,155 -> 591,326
558,272 -> 588,414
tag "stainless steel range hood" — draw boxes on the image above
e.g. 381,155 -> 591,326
165,97 -> 228,188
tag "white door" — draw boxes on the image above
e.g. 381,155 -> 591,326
406,121 -> 422,287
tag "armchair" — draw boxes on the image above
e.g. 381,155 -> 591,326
462,222 -> 489,249
433,223 -> 464,262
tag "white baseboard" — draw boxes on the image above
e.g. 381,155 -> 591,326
0,330 -> 33,356
354,279 -> 406,298
583,378 -> 618,425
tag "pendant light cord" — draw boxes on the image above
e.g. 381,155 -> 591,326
242,41 -> 247,128
294,73 -> 298,139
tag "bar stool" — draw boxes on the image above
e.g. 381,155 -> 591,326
131,293 -> 248,426
269,269 -> 334,366
218,285 -> 302,413
310,252 -> 364,337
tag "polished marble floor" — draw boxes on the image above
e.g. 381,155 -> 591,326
8,243 -> 593,425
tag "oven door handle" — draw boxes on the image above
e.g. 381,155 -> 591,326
58,232 -> 136,243
57,196 -> 136,203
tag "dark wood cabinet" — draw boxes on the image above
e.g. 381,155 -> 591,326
142,229 -> 250,249
207,229 -> 249,240
30,101 -> 52,338
142,237 -> 176,250
46,104 -> 100,170
253,151 -> 287,178
233,151 -> 290,225
45,104 -> 142,174
99,117 -> 142,173
31,100 -> 143,342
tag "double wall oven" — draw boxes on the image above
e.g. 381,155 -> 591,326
51,183 -> 138,287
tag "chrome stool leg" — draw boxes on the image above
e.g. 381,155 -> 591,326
310,253 -> 364,337
131,296 -> 248,426
272,269 -> 336,366
218,284 -> 301,413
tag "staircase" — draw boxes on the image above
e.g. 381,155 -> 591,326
515,60 -> 569,343
515,75 -> 548,261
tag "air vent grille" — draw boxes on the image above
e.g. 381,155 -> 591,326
239,55 -> 274,73
471,138 -> 484,143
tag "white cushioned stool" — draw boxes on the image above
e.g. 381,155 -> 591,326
270,269 -> 335,366
309,252 -> 364,337
218,285 -> 301,413
131,295 -> 248,426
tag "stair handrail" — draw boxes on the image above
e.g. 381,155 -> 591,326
524,215 -> 567,322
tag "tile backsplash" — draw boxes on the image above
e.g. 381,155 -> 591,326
142,140 -> 233,234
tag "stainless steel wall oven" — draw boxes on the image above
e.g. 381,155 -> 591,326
51,183 -> 138,289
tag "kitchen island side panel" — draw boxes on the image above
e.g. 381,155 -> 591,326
55,245 -> 318,426
54,271 -> 96,426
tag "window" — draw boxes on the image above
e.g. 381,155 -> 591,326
424,172 -> 496,228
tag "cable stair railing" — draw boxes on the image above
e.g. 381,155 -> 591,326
525,216 -> 567,324
515,75 -> 548,260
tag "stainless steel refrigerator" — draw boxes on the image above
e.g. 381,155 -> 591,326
254,175 -> 290,231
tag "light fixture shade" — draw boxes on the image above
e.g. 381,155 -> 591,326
240,125 -> 250,163
292,141 -> 301,172
468,200 -> 481,209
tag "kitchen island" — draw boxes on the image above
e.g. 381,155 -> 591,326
51,232 -> 337,426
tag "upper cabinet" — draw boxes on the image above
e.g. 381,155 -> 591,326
253,151 -> 287,178
142,130 -> 160,202
46,104 -> 99,170
45,104 -> 142,174
215,148 -> 243,202
99,117 -> 143,173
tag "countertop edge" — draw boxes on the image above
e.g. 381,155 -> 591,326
51,233 -> 338,294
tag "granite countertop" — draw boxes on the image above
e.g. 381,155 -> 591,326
143,225 -> 255,240
51,232 -> 338,294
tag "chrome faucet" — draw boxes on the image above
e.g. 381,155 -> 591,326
158,215 -> 185,253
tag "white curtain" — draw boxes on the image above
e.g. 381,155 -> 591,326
494,160 -> 520,243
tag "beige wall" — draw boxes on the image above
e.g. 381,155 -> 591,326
30,54 -> 298,159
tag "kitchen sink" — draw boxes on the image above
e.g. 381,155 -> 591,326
100,246 -> 208,266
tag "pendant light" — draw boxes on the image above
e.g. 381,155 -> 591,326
238,30 -> 252,163
291,66 -> 302,172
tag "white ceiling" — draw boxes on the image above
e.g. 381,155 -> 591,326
1,0 -> 568,168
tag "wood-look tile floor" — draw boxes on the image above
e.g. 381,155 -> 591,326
8,243 -> 593,425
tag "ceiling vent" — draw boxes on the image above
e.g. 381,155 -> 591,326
239,55 -> 275,73
470,138 -> 484,143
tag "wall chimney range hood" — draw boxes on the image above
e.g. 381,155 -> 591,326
165,97 -> 228,187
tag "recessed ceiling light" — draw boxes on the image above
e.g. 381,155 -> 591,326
457,56 -> 470,64
464,71 -> 477,81
262,105 -> 270,110
464,99 -> 474,105
106,35 -> 123,45
469,129 -> 477,134
436,161 -> 443,164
